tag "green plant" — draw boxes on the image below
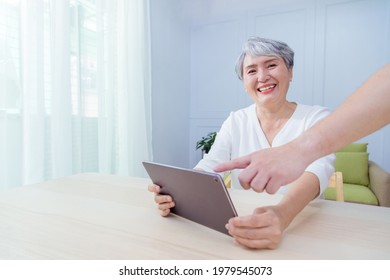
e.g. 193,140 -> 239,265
196,132 -> 217,154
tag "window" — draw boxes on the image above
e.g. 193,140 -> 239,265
0,0 -> 152,189
0,0 -> 20,113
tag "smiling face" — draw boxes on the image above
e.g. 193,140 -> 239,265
242,55 -> 293,110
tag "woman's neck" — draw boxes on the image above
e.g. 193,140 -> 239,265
256,101 -> 297,122
256,101 -> 297,145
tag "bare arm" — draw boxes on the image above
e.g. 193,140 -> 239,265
215,64 -> 390,193
297,63 -> 390,161
227,172 -> 319,249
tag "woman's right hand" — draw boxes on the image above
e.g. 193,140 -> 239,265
147,183 -> 175,216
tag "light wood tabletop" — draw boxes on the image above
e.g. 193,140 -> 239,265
0,173 -> 389,259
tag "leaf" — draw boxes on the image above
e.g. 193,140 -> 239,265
196,132 -> 217,153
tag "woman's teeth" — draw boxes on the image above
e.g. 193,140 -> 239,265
258,85 -> 275,92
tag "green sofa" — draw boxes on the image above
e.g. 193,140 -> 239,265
324,143 -> 390,207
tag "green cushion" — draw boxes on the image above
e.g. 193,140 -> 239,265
334,152 -> 369,186
338,143 -> 367,153
324,183 -> 379,206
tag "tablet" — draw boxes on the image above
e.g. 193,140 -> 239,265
142,161 -> 237,235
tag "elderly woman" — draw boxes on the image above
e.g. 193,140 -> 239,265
148,37 -> 335,249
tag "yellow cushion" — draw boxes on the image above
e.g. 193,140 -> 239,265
324,183 -> 378,206
334,152 -> 369,186
338,143 -> 368,153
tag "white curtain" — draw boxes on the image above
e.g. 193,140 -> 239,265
96,0 -> 152,176
0,0 -> 152,190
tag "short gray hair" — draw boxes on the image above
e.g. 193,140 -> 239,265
235,37 -> 294,80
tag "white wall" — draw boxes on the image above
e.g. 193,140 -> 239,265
187,0 -> 390,171
149,0 -> 191,168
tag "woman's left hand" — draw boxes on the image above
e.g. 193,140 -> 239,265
226,206 -> 285,249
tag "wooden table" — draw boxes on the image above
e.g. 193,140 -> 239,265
0,173 -> 389,259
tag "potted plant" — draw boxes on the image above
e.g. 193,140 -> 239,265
196,132 -> 217,156
195,131 -> 232,187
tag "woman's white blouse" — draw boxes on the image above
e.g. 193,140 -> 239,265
195,103 -> 335,196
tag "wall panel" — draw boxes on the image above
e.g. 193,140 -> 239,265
252,8 -> 314,104
190,19 -> 247,119
322,0 -> 389,109
320,0 -> 390,166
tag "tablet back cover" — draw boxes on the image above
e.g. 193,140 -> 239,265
143,161 -> 237,235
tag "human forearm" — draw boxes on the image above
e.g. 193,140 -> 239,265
295,64 -> 390,161
225,172 -> 320,250
276,172 -> 319,230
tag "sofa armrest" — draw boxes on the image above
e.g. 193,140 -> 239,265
369,160 -> 390,207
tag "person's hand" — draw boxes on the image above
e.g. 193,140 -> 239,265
214,144 -> 310,194
148,183 -> 175,216
225,206 -> 285,249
